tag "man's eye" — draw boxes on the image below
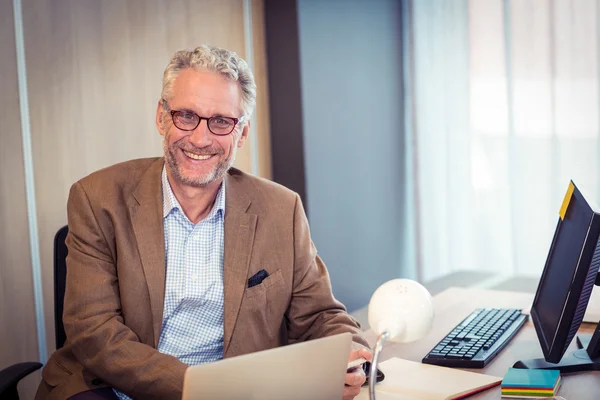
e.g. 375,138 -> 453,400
180,113 -> 196,121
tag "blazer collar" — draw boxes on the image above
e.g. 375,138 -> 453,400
129,158 -> 166,347
223,169 -> 257,356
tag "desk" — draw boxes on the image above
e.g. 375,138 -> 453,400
364,287 -> 599,399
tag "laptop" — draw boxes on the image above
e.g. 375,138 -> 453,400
182,332 -> 353,400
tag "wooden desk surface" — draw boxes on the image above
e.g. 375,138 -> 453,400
365,287 -> 599,400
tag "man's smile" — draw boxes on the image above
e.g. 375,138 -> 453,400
183,150 -> 214,160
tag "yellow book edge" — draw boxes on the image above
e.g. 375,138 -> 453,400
502,390 -> 555,394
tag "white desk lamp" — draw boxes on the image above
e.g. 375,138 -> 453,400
367,279 -> 434,400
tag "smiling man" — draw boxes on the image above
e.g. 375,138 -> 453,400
36,45 -> 371,400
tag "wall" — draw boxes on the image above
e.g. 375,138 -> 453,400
296,0 -> 408,312
1,1 -> 271,397
0,1 -> 39,398
264,0 -> 308,206
0,0 -> 40,398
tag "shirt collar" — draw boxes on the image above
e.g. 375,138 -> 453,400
161,166 -> 226,220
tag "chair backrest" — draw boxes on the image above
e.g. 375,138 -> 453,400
53,225 -> 68,350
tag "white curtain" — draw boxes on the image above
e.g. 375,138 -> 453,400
405,0 -> 600,282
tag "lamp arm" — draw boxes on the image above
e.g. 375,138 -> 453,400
369,331 -> 389,400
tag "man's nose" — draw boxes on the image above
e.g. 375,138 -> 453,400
188,119 -> 212,147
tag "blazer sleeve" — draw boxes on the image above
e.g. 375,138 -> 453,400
285,194 -> 370,350
63,182 -> 187,400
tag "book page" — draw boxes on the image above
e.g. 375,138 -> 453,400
356,358 -> 502,400
356,390 -> 422,400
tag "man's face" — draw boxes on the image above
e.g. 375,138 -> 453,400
157,68 -> 248,188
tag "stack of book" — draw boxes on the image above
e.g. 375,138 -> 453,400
501,368 -> 561,398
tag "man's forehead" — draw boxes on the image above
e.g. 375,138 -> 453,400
171,69 -> 239,99
170,69 -> 242,115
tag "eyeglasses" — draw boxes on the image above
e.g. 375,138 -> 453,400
163,102 -> 245,135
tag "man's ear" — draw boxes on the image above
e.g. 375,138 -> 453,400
156,100 -> 165,136
237,119 -> 250,148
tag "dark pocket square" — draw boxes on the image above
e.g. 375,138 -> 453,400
248,269 -> 269,288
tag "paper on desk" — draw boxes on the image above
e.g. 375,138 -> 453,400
355,357 -> 501,400
356,390 -> 418,400
522,286 -> 600,323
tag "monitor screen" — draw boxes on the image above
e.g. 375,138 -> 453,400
518,181 -> 600,372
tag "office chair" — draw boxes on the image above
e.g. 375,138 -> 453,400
0,362 -> 43,400
54,225 -> 68,350
0,225 -> 68,399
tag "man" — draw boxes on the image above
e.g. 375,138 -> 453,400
36,45 -> 371,400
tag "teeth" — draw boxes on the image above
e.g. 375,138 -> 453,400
184,151 -> 212,160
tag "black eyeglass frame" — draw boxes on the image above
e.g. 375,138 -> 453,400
163,101 -> 246,136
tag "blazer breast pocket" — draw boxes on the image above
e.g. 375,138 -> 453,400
239,268 -> 287,343
245,268 -> 284,298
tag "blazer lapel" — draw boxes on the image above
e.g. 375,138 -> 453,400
223,170 -> 257,355
129,158 -> 166,347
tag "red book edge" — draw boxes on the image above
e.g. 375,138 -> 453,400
451,380 -> 502,400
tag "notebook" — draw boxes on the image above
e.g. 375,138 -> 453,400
501,368 -> 561,398
356,357 -> 502,400
182,332 -> 352,400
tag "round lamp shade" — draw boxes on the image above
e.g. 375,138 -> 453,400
368,279 -> 434,342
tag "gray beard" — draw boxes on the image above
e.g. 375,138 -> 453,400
163,137 -> 237,187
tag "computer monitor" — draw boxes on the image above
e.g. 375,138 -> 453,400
514,181 -> 600,373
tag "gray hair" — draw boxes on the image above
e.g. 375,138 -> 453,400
161,45 -> 256,117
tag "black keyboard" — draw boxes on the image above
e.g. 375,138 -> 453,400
422,308 -> 527,368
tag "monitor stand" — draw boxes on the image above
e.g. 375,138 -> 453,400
514,278 -> 600,373
513,339 -> 600,373
577,334 -> 594,349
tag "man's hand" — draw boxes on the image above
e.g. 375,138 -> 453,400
343,348 -> 373,400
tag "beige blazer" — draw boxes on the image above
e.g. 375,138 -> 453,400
36,158 -> 368,400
